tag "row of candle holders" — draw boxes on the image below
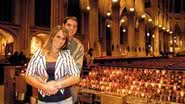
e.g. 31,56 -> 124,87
79,66 -> 185,103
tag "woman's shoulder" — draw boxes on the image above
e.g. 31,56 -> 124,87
31,48 -> 43,58
60,49 -> 71,56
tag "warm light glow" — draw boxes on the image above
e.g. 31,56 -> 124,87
112,0 -> 118,3
169,40 -> 172,44
152,35 -> 155,38
120,19 -> 125,23
129,8 -> 134,12
122,29 -> 126,32
106,11 -> 111,16
158,25 -> 162,28
147,33 -> 150,36
107,24 -> 110,28
87,6 -> 90,10
174,40 -> 177,43
141,14 -> 146,18
148,18 -> 152,22
162,27 -> 166,30
170,31 -> 173,34
180,91 -> 184,97
166,29 -> 169,32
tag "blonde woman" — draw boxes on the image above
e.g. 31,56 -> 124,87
25,26 -> 80,104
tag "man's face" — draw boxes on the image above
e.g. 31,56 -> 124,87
63,19 -> 78,39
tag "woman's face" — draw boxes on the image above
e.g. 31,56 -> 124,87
52,30 -> 66,50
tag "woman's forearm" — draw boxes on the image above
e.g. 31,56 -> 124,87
25,75 -> 59,96
57,76 -> 80,89
25,75 -> 47,91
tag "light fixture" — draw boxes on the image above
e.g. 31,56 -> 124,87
174,40 -> 177,43
158,25 -> 162,28
129,8 -> 135,12
152,35 -> 155,38
169,40 -> 173,44
120,19 -> 125,23
166,29 -> 170,32
170,31 -> 173,34
147,33 -> 150,36
107,24 -> 110,28
162,27 -> 166,30
106,11 -> 111,17
87,6 -> 90,10
112,0 -> 118,3
141,14 -> 146,18
122,29 -> 126,32
148,18 -> 152,22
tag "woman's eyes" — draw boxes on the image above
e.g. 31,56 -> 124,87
56,35 -> 66,40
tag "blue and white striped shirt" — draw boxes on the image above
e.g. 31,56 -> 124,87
26,48 -> 80,94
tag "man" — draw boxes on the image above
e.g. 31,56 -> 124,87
63,16 -> 84,103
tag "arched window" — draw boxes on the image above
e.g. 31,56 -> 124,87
35,0 -> 51,27
0,0 -> 14,22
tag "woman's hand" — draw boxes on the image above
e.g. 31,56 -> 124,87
42,81 -> 59,96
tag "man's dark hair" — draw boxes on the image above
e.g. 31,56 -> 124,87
63,16 -> 78,24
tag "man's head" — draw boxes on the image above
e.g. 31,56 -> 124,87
63,16 -> 78,40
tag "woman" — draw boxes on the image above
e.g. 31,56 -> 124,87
25,26 -> 80,104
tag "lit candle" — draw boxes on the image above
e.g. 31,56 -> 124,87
180,91 -> 184,97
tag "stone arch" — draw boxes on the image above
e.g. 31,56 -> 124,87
0,28 -> 16,56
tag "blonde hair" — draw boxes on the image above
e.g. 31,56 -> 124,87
42,25 -> 69,55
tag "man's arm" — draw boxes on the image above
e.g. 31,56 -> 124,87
74,45 -> 84,71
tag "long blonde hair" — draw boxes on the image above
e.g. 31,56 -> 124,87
42,25 -> 69,55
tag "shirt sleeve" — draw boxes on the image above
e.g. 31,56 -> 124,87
73,45 -> 84,71
25,49 -> 41,76
65,51 -> 80,76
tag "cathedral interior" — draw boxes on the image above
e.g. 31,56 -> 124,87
0,0 -> 185,104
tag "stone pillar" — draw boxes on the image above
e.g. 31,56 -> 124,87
127,14 -> 135,57
14,0 -> 21,25
159,31 -> 164,54
81,11 -> 89,52
153,0 -> 160,56
99,16 -> 107,56
89,0 -> 99,56
29,0 -> 35,27
50,0 -> 67,29
111,2 -> 120,56
137,19 -> 146,57
163,32 -> 169,54
18,0 -> 30,55
153,27 -> 160,56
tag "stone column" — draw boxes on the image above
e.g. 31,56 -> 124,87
18,0 -> 30,55
127,13 -> 135,57
137,19 -> 146,57
14,0 -> 21,25
29,0 -> 35,27
153,27 -> 160,56
89,0 -> 99,56
99,16 -> 106,56
50,0 -> 67,29
111,2 -> 120,56
81,11 -> 89,52
159,30 -> 164,54
163,32 -> 169,54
